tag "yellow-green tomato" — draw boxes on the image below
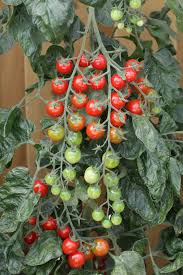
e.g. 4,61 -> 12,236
45,173 -> 58,186
84,167 -> 100,184
112,200 -> 125,213
64,147 -> 81,164
60,189 -> 72,201
102,151 -> 120,169
63,167 -> 76,181
102,218 -> 112,229
117,22 -> 125,30
51,186 -> 61,196
66,131 -> 82,146
111,9 -> 123,22
103,173 -> 119,188
129,0 -> 142,9
111,213 -> 122,225
87,185 -> 101,200
48,125 -> 65,142
108,188 -> 121,201
92,209 -> 105,222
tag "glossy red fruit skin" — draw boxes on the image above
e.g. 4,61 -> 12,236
46,100 -> 64,117
86,99 -> 104,117
52,78 -> 68,95
126,99 -> 143,115
110,111 -> 127,127
62,238 -> 80,255
111,74 -> 126,90
125,68 -> 137,82
57,226 -> 71,239
111,92 -> 126,110
68,251 -> 85,269
41,216 -> 57,231
124,59 -> 141,73
56,60 -> 73,75
79,54 -> 90,67
72,75 -> 88,93
33,180 -> 49,198
28,216 -> 37,225
24,231 -> 38,245
93,239 -> 110,257
86,122 -> 105,140
89,73 -> 107,91
71,94 -> 88,109
92,54 -> 107,70
135,77 -> 151,95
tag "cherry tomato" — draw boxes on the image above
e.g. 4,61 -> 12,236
33,180 -> 49,198
51,186 -> 61,196
102,151 -> 120,169
87,185 -> 101,199
86,122 -> 105,140
111,92 -> 126,109
51,78 -> 68,95
66,131 -> 82,146
92,54 -> 107,71
108,188 -> 121,201
129,0 -> 142,9
86,99 -> 104,117
58,225 -> 71,239
124,59 -> 141,73
24,231 -> 38,245
68,113 -> 86,132
135,77 -> 151,95
60,189 -> 72,201
72,75 -> 88,93
71,94 -> 88,109
68,251 -> 85,269
46,100 -> 64,117
84,244 -> 94,261
84,166 -> 100,184
79,54 -> 90,67
110,110 -> 127,127
92,208 -> 105,222
112,200 -> 125,213
111,213 -> 122,225
124,86 -> 133,99
111,9 -> 123,21
125,68 -> 137,82
45,173 -> 58,186
48,125 -> 65,142
89,73 -> 107,91
102,218 -> 112,229
111,74 -> 126,90
110,128 -> 124,144
103,173 -> 119,188
64,147 -> 81,164
41,216 -> 57,231
62,238 -> 80,255
28,216 -> 37,225
126,99 -> 142,115
56,59 -> 73,75
93,239 -> 110,257
63,167 -> 76,181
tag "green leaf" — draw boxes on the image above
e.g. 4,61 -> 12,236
40,118 -> 55,130
36,260 -> 56,275
132,238 -> 148,255
174,208 -> 183,235
132,116 -> 159,152
159,111 -> 177,134
25,231 -> 62,266
160,252 -> 183,273
2,107 -> 20,137
172,104 -> 183,124
111,251 -> 146,275
166,0 -> 183,32
6,240 -> 25,274
169,158 -> 183,196
79,0 -> 107,8
95,0 -> 113,26
0,31 -> 14,55
16,193 -> 39,222
2,0 -> 22,4
165,237 -> 183,256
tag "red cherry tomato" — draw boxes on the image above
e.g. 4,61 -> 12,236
24,231 -> 38,245
56,59 -> 73,75
46,100 -> 64,117
92,239 -> 110,257
72,75 -> 88,93
124,59 -> 141,73
110,110 -> 127,127
135,77 -> 151,95
71,94 -> 88,109
126,99 -> 143,115
62,238 -> 80,255
79,54 -> 90,67
111,74 -> 126,90
33,180 -> 49,198
111,92 -> 126,110
110,128 -> 124,144
86,122 -> 105,140
41,216 -> 57,231
92,54 -> 107,70
68,251 -> 85,269
86,99 -> 105,117
51,78 -> 68,95
28,216 -> 37,225
89,73 -> 107,91
68,113 -> 86,132
57,225 -> 71,239
125,68 -> 137,82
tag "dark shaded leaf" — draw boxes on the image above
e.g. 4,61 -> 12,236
160,252 -> 183,273
95,0 -> 113,26
79,0 -> 107,8
166,0 -> 183,32
159,111 -> 177,134
169,158 -> 183,196
174,208 -> 183,235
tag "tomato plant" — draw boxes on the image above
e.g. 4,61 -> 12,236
62,238 -> 80,255
86,122 -> 105,140
58,225 -> 71,239
41,216 -> 57,231
93,239 -> 110,257
67,112 -> 86,131
46,100 -> 64,117
52,78 -> 68,95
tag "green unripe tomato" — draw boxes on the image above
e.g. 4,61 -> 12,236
112,200 -> 125,213
102,218 -> 112,229
137,20 -> 144,27
45,173 -> 58,185
129,15 -> 139,24
152,106 -> 162,114
102,151 -> 120,169
126,26 -> 132,33
63,167 -> 76,181
87,185 -> 101,200
111,9 -> 123,22
129,0 -> 142,9
103,173 -> 119,188
111,213 -> 122,225
66,131 -> 82,146
117,22 -> 125,30
51,186 -> 61,196
64,147 -> 81,164
84,166 -> 100,184
92,208 -> 105,222
60,189 -> 71,201
108,188 -> 121,201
